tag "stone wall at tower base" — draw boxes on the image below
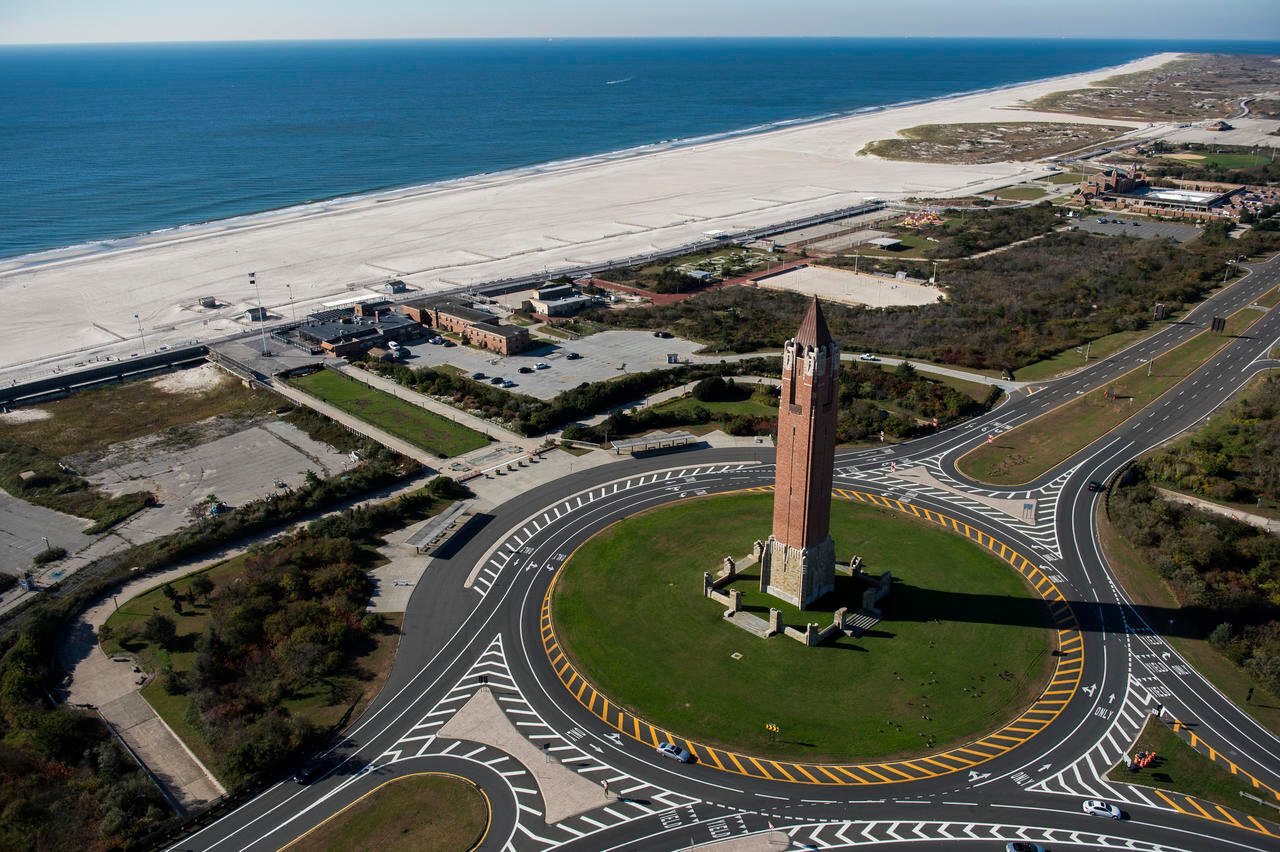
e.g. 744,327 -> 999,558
758,534 -> 836,609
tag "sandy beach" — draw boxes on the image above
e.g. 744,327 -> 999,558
0,52 -> 1181,379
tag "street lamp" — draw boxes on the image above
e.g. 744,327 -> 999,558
134,314 -> 147,354
286,283 -> 297,322
250,272 -> 271,356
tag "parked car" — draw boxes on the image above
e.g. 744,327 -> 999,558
1086,479 -> 1105,492
566,352 -> 582,360
656,742 -> 692,763
502,380 -> 516,388
1082,799 -> 1122,819
442,340 -> 456,347
859,353 -> 879,362
489,376 -> 504,385
518,366 -> 534,374
472,372 -> 486,380
535,362 -> 550,370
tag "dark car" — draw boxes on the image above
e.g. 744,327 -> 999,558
472,372 -> 486,380
565,352 -> 582,360
518,366 -> 534,374
1086,479 -> 1105,492
293,756 -> 329,784
490,376 -> 504,385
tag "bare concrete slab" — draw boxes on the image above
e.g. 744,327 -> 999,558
0,485 -> 96,574
437,687 -> 604,824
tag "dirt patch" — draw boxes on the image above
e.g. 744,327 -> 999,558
0,408 -> 51,424
1162,153 -> 1206,161
860,122 -> 1131,165
150,363 -> 230,395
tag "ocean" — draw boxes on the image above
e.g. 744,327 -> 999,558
3,37 -> 1278,261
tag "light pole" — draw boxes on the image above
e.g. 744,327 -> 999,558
134,314 -> 147,354
250,272 -> 271,356
286,283 -> 297,322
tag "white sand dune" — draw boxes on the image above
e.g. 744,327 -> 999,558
0,52 -> 1180,378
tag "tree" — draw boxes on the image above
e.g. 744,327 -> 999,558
161,581 -> 182,614
190,574 -> 215,604
142,614 -> 177,650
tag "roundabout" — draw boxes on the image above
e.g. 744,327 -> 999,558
541,486 -> 1084,785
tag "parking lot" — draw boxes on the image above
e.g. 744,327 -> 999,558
398,330 -> 705,400
0,491 -> 97,575
1070,217 -> 1201,243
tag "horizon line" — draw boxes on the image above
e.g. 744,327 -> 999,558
2,35 -> 1278,48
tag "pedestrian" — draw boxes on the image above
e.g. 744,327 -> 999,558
1246,687 -> 1254,704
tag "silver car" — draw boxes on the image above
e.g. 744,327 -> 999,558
1082,799 -> 1122,819
656,741 -> 692,763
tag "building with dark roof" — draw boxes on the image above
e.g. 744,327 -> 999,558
400,299 -> 531,355
279,308 -> 424,357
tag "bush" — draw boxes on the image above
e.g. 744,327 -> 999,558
31,546 -> 66,566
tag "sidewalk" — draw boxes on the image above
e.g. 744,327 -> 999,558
1155,487 -> 1280,536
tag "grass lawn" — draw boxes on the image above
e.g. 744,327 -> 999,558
289,773 -> 488,852
959,308 -> 1262,485
856,233 -> 935,259
103,558 -> 405,774
552,492 -> 1054,762
1256,286 -> 1280,309
1106,717 -> 1280,825
1015,323 -> 1179,382
1097,505 -> 1280,738
1046,171 -> 1087,184
991,186 -> 1048,201
640,390 -> 779,435
1160,152 -> 1269,170
1,367 -> 277,459
289,369 -> 488,458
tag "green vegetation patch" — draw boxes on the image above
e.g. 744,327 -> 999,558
289,369 -> 488,457
552,493 -> 1053,762
860,122 -> 1129,165
1143,374 -> 1280,514
1,367 -> 276,459
959,307 -> 1262,485
991,186 -> 1048,201
1107,718 -> 1280,824
291,773 -> 489,852
0,434 -> 152,532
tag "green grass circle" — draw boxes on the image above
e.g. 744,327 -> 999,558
552,492 -> 1055,762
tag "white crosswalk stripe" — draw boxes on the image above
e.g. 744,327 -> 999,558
389,634 -> 698,848
785,819 -> 1188,850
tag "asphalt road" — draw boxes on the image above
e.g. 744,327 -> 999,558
165,257 -> 1280,852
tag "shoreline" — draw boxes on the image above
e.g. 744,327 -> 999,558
2,51 -> 1172,271
0,50 -> 1182,379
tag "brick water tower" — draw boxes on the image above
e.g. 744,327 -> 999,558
758,296 -> 840,608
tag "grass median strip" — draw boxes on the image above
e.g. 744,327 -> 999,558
288,369 -> 488,458
959,308 -> 1262,486
1107,717 -> 1280,826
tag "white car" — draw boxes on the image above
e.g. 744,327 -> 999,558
858,353 -> 879,362
535,362 -> 550,370
656,742 -> 692,763
1082,799 -> 1122,819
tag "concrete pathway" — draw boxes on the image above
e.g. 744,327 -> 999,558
60,558 -> 231,812
1156,487 -> 1280,536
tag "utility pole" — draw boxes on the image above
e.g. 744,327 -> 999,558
286,283 -> 297,321
250,272 -> 271,356
134,314 -> 147,354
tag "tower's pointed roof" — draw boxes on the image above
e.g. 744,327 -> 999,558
794,295 -> 833,348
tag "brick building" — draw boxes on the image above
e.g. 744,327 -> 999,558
400,299 -> 531,355
757,296 -> 839,608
